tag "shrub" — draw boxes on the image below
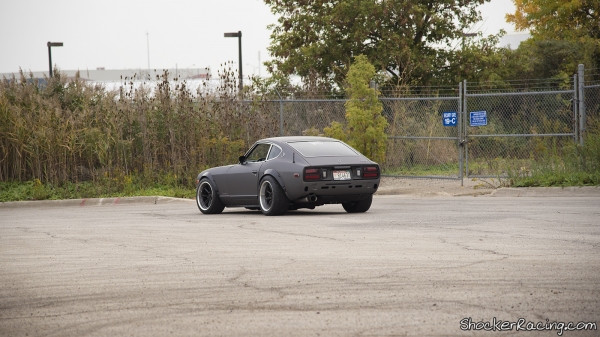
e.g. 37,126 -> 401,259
324,55 -> 388,162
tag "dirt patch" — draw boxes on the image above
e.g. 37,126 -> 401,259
376,176 -> 501,197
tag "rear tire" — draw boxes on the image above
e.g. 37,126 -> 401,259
259,176 -> 288,216
342,195 -> 373,213
196,178 -> 225,214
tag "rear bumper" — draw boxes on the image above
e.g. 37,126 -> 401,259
306,179 -> 378,193
290,179 -> 379,204
312,193 -> 372,204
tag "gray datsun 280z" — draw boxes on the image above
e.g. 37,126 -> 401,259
195,136 -> 381,216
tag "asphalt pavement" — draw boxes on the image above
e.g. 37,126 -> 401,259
1,189 -> 599,336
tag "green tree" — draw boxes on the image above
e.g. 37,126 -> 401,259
264,0 -> 495,87
436,33 -> 508,86
506,0 -> 600,71
507,0 -> 599,40
324,55 -> 387,162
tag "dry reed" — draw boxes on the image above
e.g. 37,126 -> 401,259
0,65 -> 279,188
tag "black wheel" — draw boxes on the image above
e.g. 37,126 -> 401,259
258,176 -> 289,216
196,178 -> 225,214
342,195 -> 373,213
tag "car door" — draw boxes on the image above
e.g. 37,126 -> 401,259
227,143 -> 272,205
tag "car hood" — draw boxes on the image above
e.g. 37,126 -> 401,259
302,156 -> 375,167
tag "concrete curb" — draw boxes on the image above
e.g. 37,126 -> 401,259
0,196 -> 194,209
375,189 -> 494,197
1,187 -> 599,209
489,186 -> 600,197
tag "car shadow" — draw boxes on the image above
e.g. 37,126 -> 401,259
225,209 -> 350,216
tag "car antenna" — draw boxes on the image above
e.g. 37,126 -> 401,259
293,151 -> 295,163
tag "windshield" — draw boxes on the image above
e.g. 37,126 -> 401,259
287,141 -> 358,157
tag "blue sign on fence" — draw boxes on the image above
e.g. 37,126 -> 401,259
470,111 -> 488,127
442,111 -> 457,127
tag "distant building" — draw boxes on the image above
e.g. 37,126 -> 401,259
1,67 -> 211,82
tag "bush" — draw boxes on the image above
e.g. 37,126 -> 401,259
324,55 -> 387,162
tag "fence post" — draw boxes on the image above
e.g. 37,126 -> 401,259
275,89 -> 283,136
463,80 -> 469,178
574,73 -> 579,144
578,64 -> 585,146
458,81 -> 463,186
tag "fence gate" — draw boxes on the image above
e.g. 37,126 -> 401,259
382,92 -> 462,180
462,80 -> 577,179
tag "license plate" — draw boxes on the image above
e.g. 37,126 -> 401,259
333,170 -> 351,180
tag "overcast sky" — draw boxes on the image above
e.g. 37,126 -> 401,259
0,0 -> 523,76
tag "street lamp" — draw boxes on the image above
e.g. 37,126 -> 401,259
224,31 -> 242,92
47,41 -> 63,77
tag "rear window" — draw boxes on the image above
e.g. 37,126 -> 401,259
287,141 -> 358,157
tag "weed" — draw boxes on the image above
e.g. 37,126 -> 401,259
509,120 -> 600,186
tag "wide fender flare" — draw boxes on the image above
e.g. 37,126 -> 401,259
261,169 -> 286,193
197,172 -> 220,195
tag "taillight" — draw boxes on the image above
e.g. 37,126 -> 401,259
362,166 -> 379,178
304,168 -> 321,181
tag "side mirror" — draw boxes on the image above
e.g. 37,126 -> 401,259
239,155 -> 247,165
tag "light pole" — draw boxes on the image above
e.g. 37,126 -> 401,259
224,31 -> 242,92
47,41 -> 63,77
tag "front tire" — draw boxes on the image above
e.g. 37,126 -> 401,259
342,195 -> 373,213
196,178 -> 225,214
259,176 -> 288,216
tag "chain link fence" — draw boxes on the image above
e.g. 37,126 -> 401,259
243,64 -> 598,182
464,82 -> 576,178
281,100 -> 347,136
268,94 -> 463,179
382,96 -> 460,179
582,67 -> 600,137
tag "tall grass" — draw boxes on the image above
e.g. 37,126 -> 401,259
0,65 -> 278,192
508,118 -> 600,186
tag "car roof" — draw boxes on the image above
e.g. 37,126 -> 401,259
260,136 -> 340,145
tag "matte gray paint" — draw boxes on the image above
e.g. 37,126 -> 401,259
196,136 -> 381,208
263,168 -> 286,191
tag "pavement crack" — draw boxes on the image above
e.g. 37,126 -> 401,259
237,224 -> 343,242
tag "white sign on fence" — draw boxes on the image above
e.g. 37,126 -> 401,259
470,111 -> 488,127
